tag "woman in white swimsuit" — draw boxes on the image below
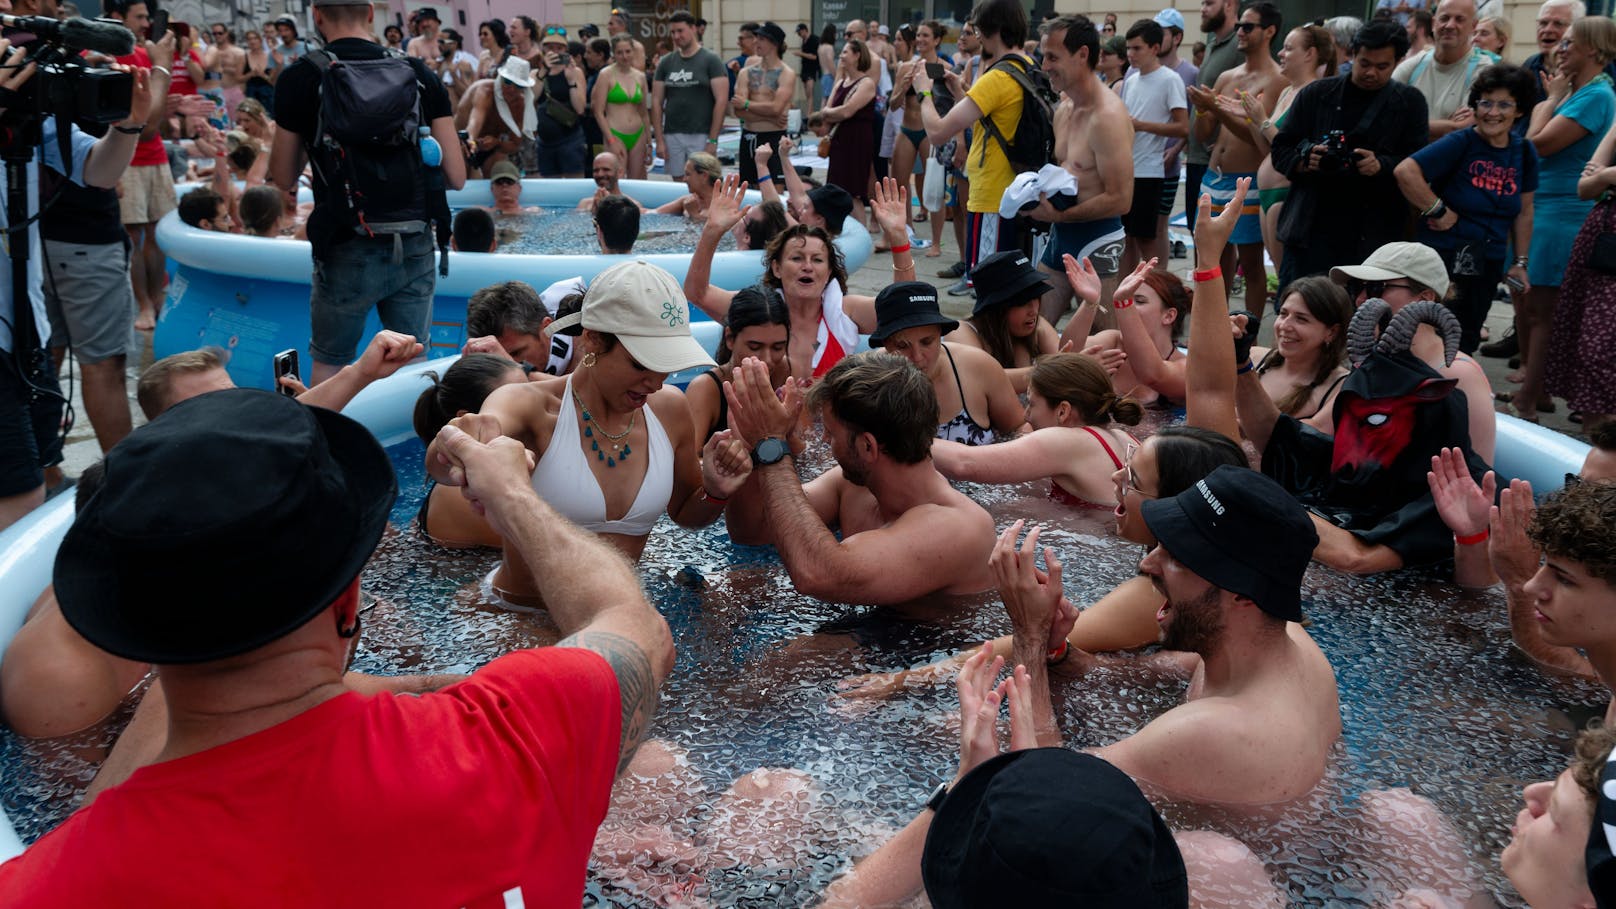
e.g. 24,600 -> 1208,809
426,261 -> 752,609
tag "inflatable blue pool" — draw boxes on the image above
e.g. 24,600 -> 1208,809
153,179 -> 874,391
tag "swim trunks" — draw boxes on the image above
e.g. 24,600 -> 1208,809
1203,168 -> 1262,246
1039,217 -> 1126,277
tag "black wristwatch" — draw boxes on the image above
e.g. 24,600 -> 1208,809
925,781 -> 950,812
752,437 -> 789,467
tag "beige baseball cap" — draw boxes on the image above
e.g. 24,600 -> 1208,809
1329,242 -> 1450,299
548,261 -> 715,374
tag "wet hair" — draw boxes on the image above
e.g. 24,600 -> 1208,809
1028,353 -> 1144,427
412,354 -> 522,441
1041,15 -> 1100,68
1352,19 -> 1411,58
238,186 -> 283,237
716,285 -> 790,364
467,280 -> 549,338
1247,1 -> 1283,34
1291,25 -> 1339,77
1573,723 -> 1616,804
685,151 -> 722,184
1468,63 -> 1538,112
137,348 -> 226,419
744,200 -> 790,250
1260,276 -> 1352,415
844,37 -> 872,73
177,187 -> 224,228
970,0 -> 1028,50
761,224 -> 848,296
1149,426 -> 1249,497
595,194 -> 640,253
1573,16 -> 1616,66
969,293 -> 1042,369
226,142 -> 257,174
1141,269 -> 1193,342
452,207 -> 496,252
1125,19 -> 1164,51
1530,479 -> 1616,584
807,351 -> 936,464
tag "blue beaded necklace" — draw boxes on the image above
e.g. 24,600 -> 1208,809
579,399 -> 635,467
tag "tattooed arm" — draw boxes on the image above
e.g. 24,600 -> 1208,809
434,422 -> 676,775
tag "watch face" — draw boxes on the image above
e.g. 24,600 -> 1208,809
753,437 -> 788,465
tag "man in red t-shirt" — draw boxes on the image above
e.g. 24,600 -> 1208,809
104,0 -> 177,332
0,389 -> 675,907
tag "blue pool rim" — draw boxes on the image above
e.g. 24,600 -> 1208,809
152,179 -> 875,392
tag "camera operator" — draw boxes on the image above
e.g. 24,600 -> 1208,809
1272,20 -> 1429,287
0,35 -> 153,534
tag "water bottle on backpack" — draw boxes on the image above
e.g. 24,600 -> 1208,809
419,126 -> 441,167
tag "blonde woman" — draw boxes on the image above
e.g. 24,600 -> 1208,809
1474,15 -> 1511,59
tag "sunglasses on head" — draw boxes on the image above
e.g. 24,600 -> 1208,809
545,26 -> 566,36
1343,279 -> 1416,298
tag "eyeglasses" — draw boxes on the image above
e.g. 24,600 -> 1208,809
1343,279 -> 1417,298
1236,21 -> 1261,33
1474,99 -> 1517,111
1120,442 -> 1157,500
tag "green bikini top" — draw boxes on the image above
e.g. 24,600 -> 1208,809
607,79 -> 643,105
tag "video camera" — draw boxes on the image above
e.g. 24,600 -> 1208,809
1310,130 -> 1355,174
0,15 -> 136,127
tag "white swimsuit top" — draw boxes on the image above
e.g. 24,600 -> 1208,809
530,376 -> 673,537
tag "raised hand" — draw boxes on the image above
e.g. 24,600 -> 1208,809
356,329 -> 424,380
706,173 -> 749,233
1427,448 -> 1494,539
723,356 -> 803,446
461,336 -> 517,361
1191,175 -> 1251,268
869,175 -> 910,237
1003,664 -> 1040,752
990,521 -> 1063,645
1080,343 -> 1127,375
1112,257 -> 1159,308
1490,479 -> 1542,589
1062,253 -> 1101,306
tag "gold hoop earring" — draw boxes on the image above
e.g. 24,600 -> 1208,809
582,351 -> 598,368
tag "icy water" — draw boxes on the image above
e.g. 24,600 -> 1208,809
0,418 -> 1602,906
491,207 -> 734,257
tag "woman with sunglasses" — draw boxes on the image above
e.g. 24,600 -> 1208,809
476,19 -> 509,79
532,25 -> 588,178
592,33 -> 653,179
1394,63 -> 1540,356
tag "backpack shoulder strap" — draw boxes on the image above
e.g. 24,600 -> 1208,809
977,54 -> 1047,163
305,46 -> 333,72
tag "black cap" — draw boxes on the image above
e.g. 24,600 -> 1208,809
807,184 -> 852,235
415,6 -> 440,22
1141,465 -> 1317,622
871,281 -> 957,344
755,21 -> 788,49
55,389 -> 396,664
969,250 -> 1053,316
922,749 -> 1189,908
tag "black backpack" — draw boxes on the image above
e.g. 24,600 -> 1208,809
304,46 -> 452,275
976,53 -> 1057,176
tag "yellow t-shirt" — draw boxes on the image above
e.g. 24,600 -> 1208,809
965,63 -> 1026,214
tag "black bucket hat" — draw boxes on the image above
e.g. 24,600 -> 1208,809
755,21 -> 788,50
968,250 -> 1052,316
870,281 -> 957,344
922,748 -> 1189,908
1140,464 -> 1317,622
808,184 -> 853,235
55,388 -> 396,664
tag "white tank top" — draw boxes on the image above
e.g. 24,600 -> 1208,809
530,376 -> 673,537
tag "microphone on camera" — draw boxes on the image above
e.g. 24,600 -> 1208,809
0,15 -> 136,57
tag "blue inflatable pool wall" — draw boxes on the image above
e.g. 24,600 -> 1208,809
153,179 -> 874,391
